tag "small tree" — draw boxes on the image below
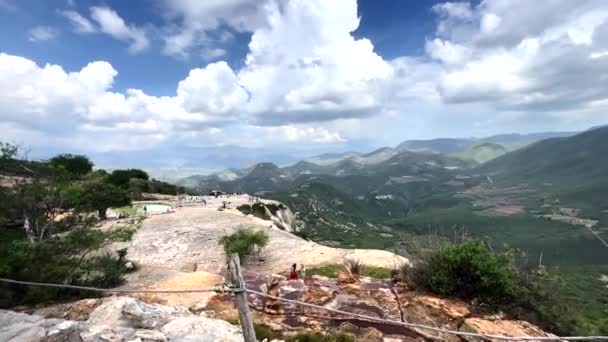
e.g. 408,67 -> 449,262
0,144 -> 140,306
13,176 -> 68,242
108,169 -> 149,188
0,142 -> 19,161
49,154 -> 94,177
66,181 -> 131,220
219,226 -> 269,264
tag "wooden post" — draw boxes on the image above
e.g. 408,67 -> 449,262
227,254 -> 257,342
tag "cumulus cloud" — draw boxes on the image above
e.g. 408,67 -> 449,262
201,47 -> 226,61
0,53 -> 250,152
28,26 -> 58,42
161,0 -> 269,58
428,0 -> 608,112
7,0 -> 608,159
265,125 -> 346,143
60,10 -> 96,33
177,61 -> 248,116
90,6 -> 149,53
238,0 -> 393,124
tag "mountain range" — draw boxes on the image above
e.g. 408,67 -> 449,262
176,127 -> 608,262
176,130 -> 576,193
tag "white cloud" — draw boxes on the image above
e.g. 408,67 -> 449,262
0,53 -> 245,152
60,10 -> 96,33
28,26 -> 58,42
90,6 -> 149,53
425,38 -> 471,65
433,2 -> 473,20
177,61 -> 248,116
265,125 -> 346,143
201,47 -> 226,61
237,0 -> 393,124
427,0 -> 608,112
6,0 -> 608,161
161,0 -> 269,58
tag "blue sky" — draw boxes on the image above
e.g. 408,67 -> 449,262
1,0 -> 608,169
0,0 -> 442,94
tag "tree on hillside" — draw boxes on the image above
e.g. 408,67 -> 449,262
13,177 -> 69,242
66,181 -> 131,220
219,226 -> 269,264
108,169 -> 149,188
49,154 -> 94,176
0,142 -> 19,161
0,142 -> 138,307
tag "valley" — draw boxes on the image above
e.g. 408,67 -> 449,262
178,127 -> 608,334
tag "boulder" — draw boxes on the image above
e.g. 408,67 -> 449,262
460,317 -> 557,342
0,310 -> 80,342
0,297 -> 243,342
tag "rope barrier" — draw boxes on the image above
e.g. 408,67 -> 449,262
1,277 -> 607,341
246,289 -> 608,341
0,278 -> 244,294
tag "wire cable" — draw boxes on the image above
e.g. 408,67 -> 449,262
1,277 -> 607,340
0,278 -> 243,294
246,288 -> 608,341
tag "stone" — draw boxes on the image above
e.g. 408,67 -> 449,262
133,329 -> 167,341
0,297 -> 245,342
336,266 -> 358,284
414,295 -> 470,320
0,310 -> 81,342
64,299 -> 103,321
121,298 -> 191,329
461,317 -> 556,342
85,297 -> 133,335
161,317 -> 242,341
45,321 -> 81,341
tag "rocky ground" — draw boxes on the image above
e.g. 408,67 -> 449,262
116,194 -> 408,289
2,271 -> 556,341
207,269 -> 557,341
1,296 -> 243,341
0,195 -> 557,341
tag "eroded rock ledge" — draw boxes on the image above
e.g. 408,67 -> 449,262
0,296 -> 243,342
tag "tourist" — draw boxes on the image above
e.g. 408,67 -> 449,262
143,206 -> 147,216
298,264 -> 306,278
289,263 -> 298,280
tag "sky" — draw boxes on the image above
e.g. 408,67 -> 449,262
2,0 -> 608,169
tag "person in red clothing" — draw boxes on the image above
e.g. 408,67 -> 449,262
289,263 -> 298,280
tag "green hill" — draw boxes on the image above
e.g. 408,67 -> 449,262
478,126 -> 608,214
455,142 -> 508,163
480,127 -> 608,182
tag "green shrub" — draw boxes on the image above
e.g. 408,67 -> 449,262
307,264 -> 342,278
363,266 -> 393,279
0,222 -> 137,307
306,264 -> 392,279
286,331 -> 354,342
236,204 -> 252,215
254,323 -> 279,340
49,154 -> 94,177
412,239 -> 516,304
219,226 -> 269,264
343,258 -> 365,275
